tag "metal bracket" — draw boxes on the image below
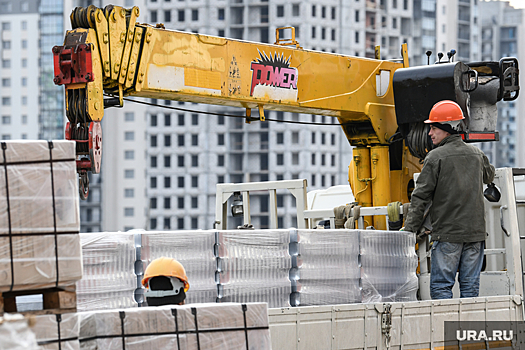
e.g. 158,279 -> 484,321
381,303 -> 392,349
52,44 -> 94,85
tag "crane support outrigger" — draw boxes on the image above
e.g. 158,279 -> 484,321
53,5 -> 519,230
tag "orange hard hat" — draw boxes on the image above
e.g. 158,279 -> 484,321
142,257 -> 189,292
425,100 -> 465,124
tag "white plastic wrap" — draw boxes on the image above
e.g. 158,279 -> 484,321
79,303 -> 270,350
141,231 -> 217,304
360,230 -> 418,303
0,141 -> 81,292
0,313 -> 39,350
32,313 -> 80,350
291,229 -> 360,306
77,233 -> 137,311
216,230 -> 291,308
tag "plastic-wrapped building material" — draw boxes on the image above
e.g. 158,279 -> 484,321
216,230 -> 291,308
78,302 -> 271,350
360,230 -> 418,303
0,313 -> 39,350
0,140 -> 81,292
141,231 -> 217,304
32,313 -> 80,350
290,229 -> 360,306
76,233 -> 137,311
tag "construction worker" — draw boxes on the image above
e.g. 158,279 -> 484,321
404,100 -> 495,299
142,257 -> 190,306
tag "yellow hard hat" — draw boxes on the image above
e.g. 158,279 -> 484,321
142,257 -> 189,292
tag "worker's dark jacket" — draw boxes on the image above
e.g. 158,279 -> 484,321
404,134 -> 495,242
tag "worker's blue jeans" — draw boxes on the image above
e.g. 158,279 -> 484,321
430,241 -> 485,299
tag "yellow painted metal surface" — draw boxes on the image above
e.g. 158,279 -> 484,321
61,6 -> 423,207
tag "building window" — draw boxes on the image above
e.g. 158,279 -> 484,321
311,26 -> 316,39
125,131 -> 134,141
292,132 -> 299,144
277,154 -> 284,165
124,208 -> 134,217
331,175 -> 335,185
178,218 -> 184,229
2,135 -> 11,140
164,197 -> 171,209
178,176 -> 185,188
293,4 -> 300,16
125,169 -> 135,179
21,40 -> 27,49
21,1 -> 28,11
177,10 -> 185,21
321,133 -> 326,144
321,27 -> 326,40
393,0 -> 397,8
125,112 -> 134,121
393,18 -> 397,29
150,10 -> 157,22
218,29 -> 225,37
321,175 -> 326,187
164,134 -> 171,147
124,188 -> 134,198
164,155 -> 171,168
191,196 -> 198,208
1,22 -> 10,30
191,155 -> 198,167
2,60 -> 10,68
277,132 -> 284,144
355,10 -> 359,22
311,132 -> 316,144
311,153 -> 316,165
150,176 -> 157,188
21,96 -> 27,105
151,135 -> 157,147
151,156 -> 157,168
150,114 -> 157,126
331,29 -> 336,41
331,7 -> 336,19
311,174 -> 316,186
178,196 -> 184,209
2,97 -> 10,106
164,218 -> 171,229
125,150 -> 134,160
164,10 -> 171,22
1,78 -> 9,87
164,176 -> 171,188
331,154 -> 336,166
178,155 -> 185,167
178,114 -> 184,125
321,6 -> 326,18
355,32 -> 359,43
191,175 -> 198,188
191,114 -> 199,125
191,217 -> 198,229
191,134 -> 198,146
178,134 -> 184,146
2,41 -> 11,50
218,8 -> 225,20
218,155 -> 224,166
21,21 -> 27,30
321,154 -> 326,166
277,5 -> 284,17
22,115 -> 27,124
151,197 -> 158,209
331,133 -> 336,145
150,218 -> 157,229
292,153 -> 299,165
311,4 -> 316,17
218,133 -> 225,145
192,9 -> 198,21
1,115 -> 10,125
218,175 -> 224,183
218,115 -> 225,125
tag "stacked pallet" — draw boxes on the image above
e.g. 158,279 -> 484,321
290,229 -> 360,306
78,302 -> 270,350
0,141 -> 82,316
215,230 -> 291,308
141,231 -> 217,304
76,233 -> 137,311
360,230 -> 419,302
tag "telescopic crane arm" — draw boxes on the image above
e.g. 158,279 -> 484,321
54,5 -> 519,230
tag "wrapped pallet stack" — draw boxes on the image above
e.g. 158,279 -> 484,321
0,140 -> 81,293
215,230 -> 291,308
360,230 -> 419,303
78,302 -> 271,350
76,233 -> 137,311
290,229 -> 360,306
31,313 -> 80,350
141,231 -> 217,304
